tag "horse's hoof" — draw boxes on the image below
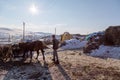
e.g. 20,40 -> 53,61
52,59 -> 55,62
43,58 -> 45,61
55,61 -> 59,64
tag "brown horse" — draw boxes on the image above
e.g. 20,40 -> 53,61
0,45 -> 12,62
12,44 -> 22,58
18,40 -> 48,62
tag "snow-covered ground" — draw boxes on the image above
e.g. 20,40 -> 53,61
60,39 -> 120,60
90,45 -> 120,59
1,48 -> 120,80
3,63 -> 52,80
61,39 -> 87,49
0,38 -> 120,80
0,28 -> 120,79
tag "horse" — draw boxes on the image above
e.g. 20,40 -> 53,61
18,40 -> 48,62
12,44 -> 22,58
0,46 -> 3,61
0,44 -> 13,62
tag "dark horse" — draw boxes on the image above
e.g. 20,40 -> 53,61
0,45 -> 12,62
18,40 -> 48,62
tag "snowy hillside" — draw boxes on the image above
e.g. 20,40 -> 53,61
0,27 -> 22,35
0,27 -> 52,42
0,27 -> 52,36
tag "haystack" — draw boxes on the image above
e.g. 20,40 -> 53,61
104,26 -> 120,45
61,32 -> 73,42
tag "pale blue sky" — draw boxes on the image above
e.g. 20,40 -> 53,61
0,0 -> 120,34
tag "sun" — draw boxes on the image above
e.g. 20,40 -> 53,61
29,4 -> 38,15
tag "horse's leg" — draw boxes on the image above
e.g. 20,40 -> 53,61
41,49 -> 45,61
22,51 -> 26,58
9,51 -> 13,61
30,51 -> 32,62
26,51 -> 29,58
36,50 -> 39,60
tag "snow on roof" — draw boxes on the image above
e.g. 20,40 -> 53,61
85,31 -> 104,40
63,32 -> 70,34
61,39 -> 87,49
90,45 -> 120,59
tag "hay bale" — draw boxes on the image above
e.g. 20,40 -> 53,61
104,26 -> 120,45
61,32 -> 73,42
83,42 -> 99,53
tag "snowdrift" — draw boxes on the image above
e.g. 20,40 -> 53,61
61,39 -> 87,49
90,45 -> 120,59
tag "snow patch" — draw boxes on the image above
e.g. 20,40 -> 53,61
90,45 -> 120,59
61,39 -> 87,49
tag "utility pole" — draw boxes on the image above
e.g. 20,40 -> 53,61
55,27 -> 56,35
8,34 -> 10,42
23,22 -> 25,41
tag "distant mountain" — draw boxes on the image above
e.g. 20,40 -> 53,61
0,27 -> 52,39
34,32 -> 52,35
0,27 -> 22,36
0,27 -> 13,31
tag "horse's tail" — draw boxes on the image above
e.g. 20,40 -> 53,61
42,41 -> 49,49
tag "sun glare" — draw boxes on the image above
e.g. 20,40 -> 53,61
29,4 -> 38,15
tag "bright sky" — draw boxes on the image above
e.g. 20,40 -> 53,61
0,0 -> 120,34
